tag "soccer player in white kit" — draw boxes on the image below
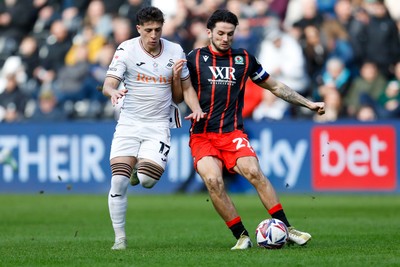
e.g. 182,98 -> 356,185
102,6 -> 205,250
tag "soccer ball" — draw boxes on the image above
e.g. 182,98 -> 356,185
255,218 -> 289,249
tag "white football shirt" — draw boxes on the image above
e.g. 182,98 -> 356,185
106,37 -> 189,125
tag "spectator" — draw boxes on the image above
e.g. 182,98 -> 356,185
17,36 -> 40,97
258,29 -> 310,95
302,25 -> 328,85
0,73 -> 28,123
0,0 -> 39,65
65,24 -> 106,65
361,0 -> 400,78
333,0 -> 365,70
247,0 -> 281,43
313,57 -> 352,122
186,18 -> 209,50
290,0 -> 325,40
257,28 -> 310,118
110,17 -> 133,47
320,19 -> 354,72
364,61 -> 400,119
79,44 -> 115,119
61,5 -> 82,36
29,88 -> 67,121
53,43 -> 90,110
118,0 -> 150,38
232,18 -> 262,55
344,61 -> 387,117
376,80 -> 400,119
83,0 -> 113,39
34,20 -> 72,87
103,0 -> 125,16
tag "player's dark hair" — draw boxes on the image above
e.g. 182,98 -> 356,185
136,6 -> 165,25
206,9 -> 239,30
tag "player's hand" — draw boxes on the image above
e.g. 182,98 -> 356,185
184,109 -> 206,122
173,59 -> 187,79
109,88 -> 128,106
310,102 -> 325,115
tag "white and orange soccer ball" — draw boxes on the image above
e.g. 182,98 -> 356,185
255,218 -> 289,249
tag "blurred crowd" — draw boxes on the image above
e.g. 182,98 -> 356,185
0,0 -> 399,123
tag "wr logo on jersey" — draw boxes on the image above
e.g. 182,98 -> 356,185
208,66 -> 236,80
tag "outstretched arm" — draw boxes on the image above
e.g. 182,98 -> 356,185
258,76 -> 325,115
102,76 -> 128,106
172,59 -> 206,122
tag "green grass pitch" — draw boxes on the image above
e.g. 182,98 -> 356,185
0,193 -> 399,267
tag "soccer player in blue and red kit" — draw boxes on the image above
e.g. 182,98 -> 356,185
175,9 -> 325,250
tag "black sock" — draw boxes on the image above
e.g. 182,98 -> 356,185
271,209 -> 291,227
230,222 -> 249,239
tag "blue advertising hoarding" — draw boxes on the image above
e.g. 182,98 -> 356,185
0,120 -> 398,194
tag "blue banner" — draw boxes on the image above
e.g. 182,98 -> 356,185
0,120 -> 398,194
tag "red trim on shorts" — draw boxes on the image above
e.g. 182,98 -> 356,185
268,203 -> 283,215
226,216 -> 242,227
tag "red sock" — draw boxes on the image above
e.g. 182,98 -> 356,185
226,216 -> 248,239
268,203 -> 283,215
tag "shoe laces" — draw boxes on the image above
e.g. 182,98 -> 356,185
288,227 -> 302,236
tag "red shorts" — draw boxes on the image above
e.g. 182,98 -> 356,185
189,130 -> 257,172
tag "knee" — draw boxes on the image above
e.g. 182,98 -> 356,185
242,166 -> 264,184
203,175 -> 225,194
137,161 -> 164,189
138,174 -> 158,188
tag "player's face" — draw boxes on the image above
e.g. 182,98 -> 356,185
208,22 -> 235,53
137,21 -> 163,52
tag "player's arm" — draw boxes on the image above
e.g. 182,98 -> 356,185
172,60 -> 184,104
102,76 -> 128,106
180,78 -> 206,122
172,59 -> 206,121
258,76 -> 325,115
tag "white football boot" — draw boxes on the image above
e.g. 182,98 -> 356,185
231,234 -> 253,250
111,238 -> 127,250
288,227 -> 311,245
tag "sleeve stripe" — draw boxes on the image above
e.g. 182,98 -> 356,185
106,74 -> 123,81
181,74 -> 190,81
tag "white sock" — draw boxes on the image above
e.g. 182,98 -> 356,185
108,175 -> 129,241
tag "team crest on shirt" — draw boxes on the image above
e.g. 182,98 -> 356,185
166,59 -> 174,69
234,56 -> 244,65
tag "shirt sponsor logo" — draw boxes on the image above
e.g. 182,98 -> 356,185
208,66 -> 236,85
311,126 -> 397,191
136,73 -> 172,84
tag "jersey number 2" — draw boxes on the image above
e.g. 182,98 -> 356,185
232,137 -> 254,152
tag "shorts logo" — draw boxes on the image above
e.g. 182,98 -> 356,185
311,126 -> 397,191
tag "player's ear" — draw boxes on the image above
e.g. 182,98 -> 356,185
136,25 -> 141,33
206,29 -> 212,39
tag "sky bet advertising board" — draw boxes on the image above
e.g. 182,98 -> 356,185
0,120 -> 398,194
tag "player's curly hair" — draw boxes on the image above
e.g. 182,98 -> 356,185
206,9 -> 239,30
136,6 -> 165,25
